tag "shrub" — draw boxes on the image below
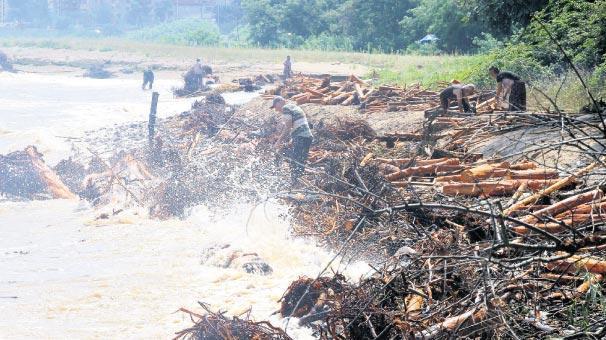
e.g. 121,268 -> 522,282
301,34 -> 354,52
126,19 -> 221,46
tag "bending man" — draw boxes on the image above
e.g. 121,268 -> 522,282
271,96 -> 313,186
489,66 -> 526,111
439,84 -> 476,113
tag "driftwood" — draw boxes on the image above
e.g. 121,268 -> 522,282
0,146 -> 76,199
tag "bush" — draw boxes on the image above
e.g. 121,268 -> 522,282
472,33 -> 504,54
301,34 -> 354,52
126,19 -> 221,46
404,42 -> 442,56
466,43 -> 551,87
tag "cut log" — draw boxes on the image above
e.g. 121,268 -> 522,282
442,179 -> 562,197
349,74 -> 365,85
503,161 -> 601,216
341,94 -> 356,106
386,159 -> 460,181
435,174 -> 464,182
416,308 -> 486,339
295,94 -> 311,105
378,163 -> 400,175
556,200 -> 606,219
475,97 -> 495,111
354,83 -> 365,99
546,255 -> 606,274
0,146 -> 77,200
508,169 -> 559,180
519,189 -> 604,225
329,92 -> 352,105
305,88 -> 326,97
510,162 -> 538,170
460,162 -> 510,182
512,214 -> 606,234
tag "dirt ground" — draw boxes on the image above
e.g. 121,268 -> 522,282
3,46 -> 369,83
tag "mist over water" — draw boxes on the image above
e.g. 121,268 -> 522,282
0,73 -> 369,339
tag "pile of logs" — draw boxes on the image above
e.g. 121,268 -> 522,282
265,74 -> 497,114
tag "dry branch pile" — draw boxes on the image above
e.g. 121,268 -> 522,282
175,303 -> 292,340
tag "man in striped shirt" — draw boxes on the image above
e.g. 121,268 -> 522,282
271,96 -> 314,185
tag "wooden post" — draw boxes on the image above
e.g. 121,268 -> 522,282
148,92 -> 159,146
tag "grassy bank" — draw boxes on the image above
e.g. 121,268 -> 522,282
1,37 -> 485,86
2,36 -> 600,111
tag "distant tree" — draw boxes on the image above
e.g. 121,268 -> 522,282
342,0 -> 416,52
241,0 -> 281,46
463,0 -> 549,37
126,0 -> 153,27
524,0 -> 606,69
152,0 -> 174,24
7,0 -> 49,26
401,0 -> 487,52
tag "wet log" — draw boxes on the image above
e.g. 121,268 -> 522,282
0,146 -> 77,200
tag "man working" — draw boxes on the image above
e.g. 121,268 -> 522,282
142,67 -> 154,90
193,58 -> 205,87
439,83 -> 476,113
271,96 -> 313,186
489,66 -> 526,111
283,56 -> 293,79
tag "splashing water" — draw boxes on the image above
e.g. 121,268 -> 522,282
0,72 -> 370,339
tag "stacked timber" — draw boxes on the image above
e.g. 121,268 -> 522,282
265,74 -> 498,114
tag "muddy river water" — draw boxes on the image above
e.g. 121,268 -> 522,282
0,72 -> 368,339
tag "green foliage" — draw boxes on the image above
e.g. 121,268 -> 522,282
301,34 -> 354,51
400,0 -> 487,53
463,0 -> 549,37
461,43 -> 551,87
126,19 -> 221,46
343,0 -> 416,52
7,0 -> 49,26
524,0 -> 606,69
472,33 -> 504,54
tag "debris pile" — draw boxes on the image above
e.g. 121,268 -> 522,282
84,63 -> 112,79
173,64 -> 218,97
175,303 -> 292,340
0,50 -> 14,72
2,69 -> 604,338
265,75 -> 496,114
0,146 -> 76,200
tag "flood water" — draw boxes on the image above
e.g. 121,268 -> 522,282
0,72 -> 368,339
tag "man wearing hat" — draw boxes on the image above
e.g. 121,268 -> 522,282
270,96 -> 313,185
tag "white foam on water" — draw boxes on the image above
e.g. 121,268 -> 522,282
0,199 -> 370,339
0,72 -> 369,339
0,72 -> 193,165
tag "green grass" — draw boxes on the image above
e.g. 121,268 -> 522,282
1,37 -> 485,86
2,36 -> 598,110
